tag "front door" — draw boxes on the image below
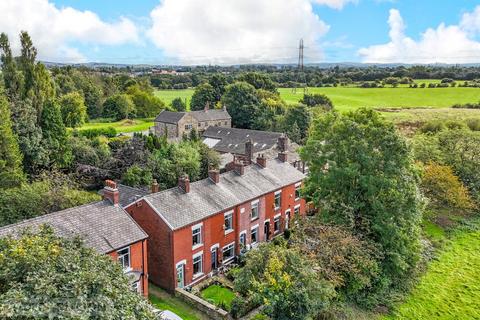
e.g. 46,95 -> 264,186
285,210 -> 290,230
211,248 -> 218,270
176,264 -> 185,289
264,221 -> 270,241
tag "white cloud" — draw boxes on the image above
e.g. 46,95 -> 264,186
312,0 -> 357,10
358,8 -> 480,64
0,0 -> 139,62
147,0 -> 330,65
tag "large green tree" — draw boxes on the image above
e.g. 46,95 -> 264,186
280,104 -> 311,144
221,82 -> 260,129
59,92 -> 87,128
300,93 -> 333,110
301,109 -> 423,299
237,72 -> 277,92
0,227 -> 156,319
190,83 -> 216,111
0,96 -> 25,188
103,94 -> 135,120
126,85 -> 165,117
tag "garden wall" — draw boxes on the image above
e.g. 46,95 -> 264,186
175,288 -> 231,320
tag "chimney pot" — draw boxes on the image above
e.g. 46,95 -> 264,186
208,169 -> 220,184
278,152 -> 288,163
256,154 -> 267,168
178,174 -> 190,193
151,179 -> 159,193
103,180 -> 119,206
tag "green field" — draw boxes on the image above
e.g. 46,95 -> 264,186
154,89 -> 194,107
77,118 -> 154,133
385,221 -> 480,320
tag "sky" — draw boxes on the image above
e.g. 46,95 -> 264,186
1,0 -> 480,65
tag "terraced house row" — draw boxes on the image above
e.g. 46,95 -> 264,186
0,151 -> 305,295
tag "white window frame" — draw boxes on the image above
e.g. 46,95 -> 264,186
192,223 -> 203,249
224,210 -> 234,234
273,213 -> 281,234
251,224 -> 259,245
274,190 -> 282,210
285,209 -> 291,230
117,246 -> 131,271
295,182 -> 301,201
294,204 -> 301,216
222,242 -> 236,263
192,251 -> 203,278
239,230 -> 247,249
251,200 -> 259,221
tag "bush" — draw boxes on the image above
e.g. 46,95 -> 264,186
466,119 -> 480,131
420,120 -> 446,134
445,120 -> 467,130
77,127 -> 117,138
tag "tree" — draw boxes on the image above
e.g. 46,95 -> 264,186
0,96 -> 25,188
197,142 -> 221,179
0,227 -> 156,319
237,72 -> 277,92
122,165 -> 153,188
300,93 -> 333,110
40,100 -> 72,167
190,83 -> 216,111
126,85 -> 165,117
300,109 -> 423,297
221,82 -> 260,129
209,73 -> 228,101
103,94 -> 135,121
281,104 -> 311,144
59,92 -> 87,128
171,97 -> 186,112
232,243 -> 334,320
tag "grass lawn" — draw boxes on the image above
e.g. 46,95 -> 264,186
77,118 -> 154,133
277,87 -> 480,112
384,220 -> 480,320
154,89 -> 194,108
149,284 -> 209,320
200,284 -> 236,311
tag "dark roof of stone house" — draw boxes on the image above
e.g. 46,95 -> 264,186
134,159 -> 304,230
191,109 -> 231,122
202,127 -> 283,154
154,110 -> 186,124
0,201 -> 147,254
99,184 -> 149,208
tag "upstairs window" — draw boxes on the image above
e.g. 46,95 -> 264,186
274,191 -> 282,209
192,225 -> 202,247
185,124 -> 192,130
224,212 -> 234,233
117,247 -> 130,270
295,184 -> 301,200
251,201 -> 259,220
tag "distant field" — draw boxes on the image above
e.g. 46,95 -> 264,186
154,89 -> 194,107
384,221 -> 480,320
78,118 -> 154,133
278,87 -> 480,111
380,108 -> 480,124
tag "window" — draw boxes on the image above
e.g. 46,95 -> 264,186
224,211 -> 233,233
274,191 -> 281,209
224,121 -> 228,126
239,232 -> 247,248
294,205 -> 300,216
193,253 -> 203,276
117,247 -> 130,270
251,201 -> 259,220
295,183 -> 301,200
192,225 -> 202,248
274,215 -> 281,233
185,124 -> 192,130
251,226 -> 259,244
222,243 -> 235,262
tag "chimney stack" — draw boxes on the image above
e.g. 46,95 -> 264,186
208,169 -> 220,184
234,161 -> 245,176
277,134 -> 288,152
178,174 -> 190,193
278,152 -> 288,163
103,180 -> 119,206
245,139 -> 254,164
256,154 -> 267,168
151,179 -> 160,193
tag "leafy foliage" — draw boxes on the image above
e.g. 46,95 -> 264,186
103,94 -> 135,121
122,165 -> 153,188
0,227 -> 156,319
301,109 -> 423,303
190,83 -> 216,111
300,93 -> 333,110
222,82 -> 260,128
171,97 -> 187,112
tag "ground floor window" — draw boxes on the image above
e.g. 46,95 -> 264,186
222,243 -> 235,262
239,232 -> 246,249
193,254 -> 203,277
251,226 -> 259,244
274,216 -> 281,233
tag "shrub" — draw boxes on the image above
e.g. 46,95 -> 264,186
445,120 -> 467,130
77,127 -> 117,138
420,120 -> 446,134
466,119 -> 480,131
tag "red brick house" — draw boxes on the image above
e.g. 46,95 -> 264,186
125,153 -> 306,291
0,181 -> 149,297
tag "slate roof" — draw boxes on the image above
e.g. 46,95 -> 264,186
99,184 -> 149,208
139,159 -> 305,230
154,110 -> 186,124
202,127 -> 283,154
0,201 -> 147,254
191,109 -> 231,122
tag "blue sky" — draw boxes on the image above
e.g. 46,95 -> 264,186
1,0 -> 480,65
